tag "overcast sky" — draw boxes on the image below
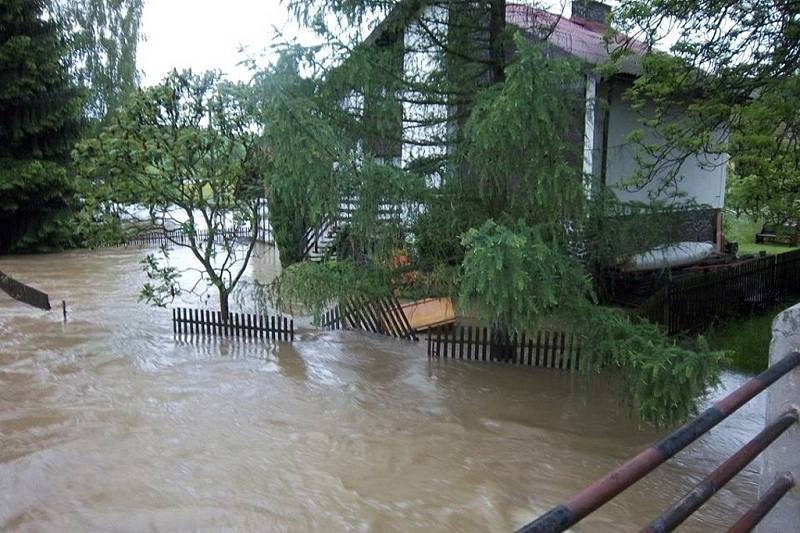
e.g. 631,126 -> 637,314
138,0 -> 306,86
137,1 -> 597,87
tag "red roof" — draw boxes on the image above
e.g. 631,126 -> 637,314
506,3 -> 646,72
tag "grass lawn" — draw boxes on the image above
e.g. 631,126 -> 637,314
704,305 -> 796,373
736,241 -> 797,256
725,213 -> 799,256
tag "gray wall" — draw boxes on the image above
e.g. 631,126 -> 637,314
601,77 -> 727,209
759,305 -> 800,532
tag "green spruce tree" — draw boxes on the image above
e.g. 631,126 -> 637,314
0,0 -> 83,252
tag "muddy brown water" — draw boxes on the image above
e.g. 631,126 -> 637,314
0,246 -> 764,531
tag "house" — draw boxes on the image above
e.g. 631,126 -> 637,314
354,0 -> 727,248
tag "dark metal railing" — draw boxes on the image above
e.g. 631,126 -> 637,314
517,351 -> 800,533
728,472 -> 795,533
643,409 -> 798,532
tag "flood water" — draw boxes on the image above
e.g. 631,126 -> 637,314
0,246 -> 765,531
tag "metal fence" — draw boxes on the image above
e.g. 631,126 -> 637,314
255,198 -> 274,244
114,227 -> 254,248
639,249 -> 800,334
517,351 -> 800,532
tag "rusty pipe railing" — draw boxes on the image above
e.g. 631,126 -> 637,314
643,409 -> 798,532
516,351 -> 800,533
728,472 -> 795,533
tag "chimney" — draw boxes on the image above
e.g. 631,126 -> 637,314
571,0 -> 612,26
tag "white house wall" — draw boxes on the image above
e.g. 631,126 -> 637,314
602,78 -> 727,209
401,4 -> 449,182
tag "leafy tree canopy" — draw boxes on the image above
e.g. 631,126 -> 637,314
50,0 -> 144,124
74,70 -> 264,315
612,0 -> 800,197
259,1 -> 725,426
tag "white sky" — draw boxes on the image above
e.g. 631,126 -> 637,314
138,0 -> 306,86
138,1 -> 631,87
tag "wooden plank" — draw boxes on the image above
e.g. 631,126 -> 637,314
543,331 -> 552,368
361,296 -> 383,334
349,297 -> 365,330
391,296 -> 417,340
565,334 -> 574,370
341,298 -> 359,329
348,296 -> 367,332
378,296 -> 404,338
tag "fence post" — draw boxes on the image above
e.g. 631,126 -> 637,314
758,303 -> 800,532
664,284 -> 673,335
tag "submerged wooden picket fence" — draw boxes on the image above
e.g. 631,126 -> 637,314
319,294 -> 417,340
172,307 -> 293,341
427,325 -> 582,370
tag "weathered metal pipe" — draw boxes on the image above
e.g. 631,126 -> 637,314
728,472 -> 794,533
516,351 -> 800,533
642,409 -> 798,532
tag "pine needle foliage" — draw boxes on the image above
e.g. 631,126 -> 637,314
0,0 -> 83,252
261,0 -> 725,426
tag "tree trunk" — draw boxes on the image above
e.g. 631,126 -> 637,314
491,322 -> 512,362
489,0 -> 506,84
219,289 -> 230,319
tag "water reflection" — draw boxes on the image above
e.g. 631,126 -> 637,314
0,247 -> 763,531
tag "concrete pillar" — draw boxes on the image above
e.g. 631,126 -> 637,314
758,303 -> 800,532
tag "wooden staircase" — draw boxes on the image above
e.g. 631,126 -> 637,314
302,197 -> 355,262
302,196 -> 402,262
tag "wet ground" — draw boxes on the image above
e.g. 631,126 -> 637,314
0,246 -> 764,531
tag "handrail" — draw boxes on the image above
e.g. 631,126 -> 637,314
643,409 -> 798,532
728,472 -> 795,533
517,351 -> 800,533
